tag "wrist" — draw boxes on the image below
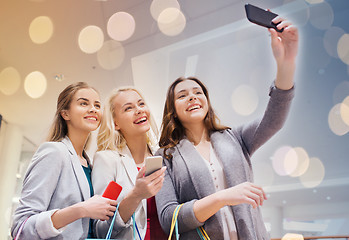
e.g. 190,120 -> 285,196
215,190 -> 228,208
128,189 -> 143,203
276,59 -> 296,69
275,61 -> 296,90
74,202 -> 87,219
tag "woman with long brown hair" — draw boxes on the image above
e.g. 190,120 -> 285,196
156,17 -> 298,239
11,82 -> 117,239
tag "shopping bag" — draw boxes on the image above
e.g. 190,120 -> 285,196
86,203 -> 142,240
168,204 -> 210,240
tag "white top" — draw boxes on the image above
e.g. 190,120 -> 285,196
197,144 -> 238,240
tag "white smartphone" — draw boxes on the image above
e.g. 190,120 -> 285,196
144,156 -> 163,176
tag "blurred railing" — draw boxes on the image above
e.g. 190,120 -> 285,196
271,236 -> 349,240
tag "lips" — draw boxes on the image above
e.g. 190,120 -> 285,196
134,116 -> 148,124
84,115 -> 98,121
186,104 -> 201,111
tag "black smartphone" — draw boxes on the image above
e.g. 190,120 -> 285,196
245,4 -> 283,32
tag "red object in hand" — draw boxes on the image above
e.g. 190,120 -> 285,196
102,181 -> 122,200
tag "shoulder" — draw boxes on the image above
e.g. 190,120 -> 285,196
94,150 -> 122,166
25,141 -> 68,176
33,141 -> 68,164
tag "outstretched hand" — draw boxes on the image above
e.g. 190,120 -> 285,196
269,16 -> 299,64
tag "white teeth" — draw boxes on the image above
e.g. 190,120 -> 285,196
86,117 -> 97,121
135,117 -> 147,124
188,105 -> 200,111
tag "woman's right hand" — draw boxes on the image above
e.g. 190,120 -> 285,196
80,195 -> 117,220
220,182 -> 267,209
133,166 -> 166,200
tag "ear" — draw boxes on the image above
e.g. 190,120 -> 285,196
60,110 -> 70,121
114,119 -> 121,131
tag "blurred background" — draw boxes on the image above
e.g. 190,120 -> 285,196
1,0 -> 349,239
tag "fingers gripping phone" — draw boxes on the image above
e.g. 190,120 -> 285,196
144,156 -> 163,176
245,4 -> 283,32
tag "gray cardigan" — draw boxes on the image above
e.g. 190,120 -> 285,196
155,84 -> 294,240
11,137 -> 91,240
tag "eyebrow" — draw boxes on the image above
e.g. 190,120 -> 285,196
176,87 -> 200,94
121,99 -> 143,108
77,97 -> 89,102
77,98 -> 100,104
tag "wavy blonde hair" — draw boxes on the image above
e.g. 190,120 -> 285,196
97,87 -> 158,152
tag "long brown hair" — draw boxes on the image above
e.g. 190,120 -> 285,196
47,82 -> 98,142
159,77 -> 229,159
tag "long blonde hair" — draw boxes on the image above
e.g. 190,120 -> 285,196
97,87 -> 158,151
47,82 -> 98,142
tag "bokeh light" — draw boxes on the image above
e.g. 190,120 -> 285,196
340,96 -> 349,126
231,84 -> 258,116
299,157 -> 325,188
290,147 -> 310,177
107,12 -> 135,41
0,67 -> 21,95
328,103 -> 349,136
333,81 -> 349,104
282,233 -> 304,240
78,25 -> 104,54
284,147 -> 298,176
158,8 -> 186,36
97,40 -> 125,70
337,34 -> 349,66
323,27 -> 345,58
24,71 -> 47,98
29,16 -> 54,44
308,1 -> 333,30
150,0 -> 180,21
272,146 -> 298,176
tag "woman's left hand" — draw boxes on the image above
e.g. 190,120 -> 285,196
269,16 -> 299,64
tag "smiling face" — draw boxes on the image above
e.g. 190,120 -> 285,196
174,80 -> 208,127
112,89 -> 150,137
61,88 -> 102,134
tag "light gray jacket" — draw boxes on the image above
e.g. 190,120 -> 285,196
92,148 -> 148,239
155,84 -> 294,240
11,137 -> 91,240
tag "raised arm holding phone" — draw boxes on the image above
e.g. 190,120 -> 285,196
155,7 -> 298,240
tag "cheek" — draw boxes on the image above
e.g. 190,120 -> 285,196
144,107 -> 150,117
174,100 -> 183,113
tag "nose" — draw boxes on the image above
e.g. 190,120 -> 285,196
188,93 -> 197,102
135,105 -> 144,115
89,105 -> 98,113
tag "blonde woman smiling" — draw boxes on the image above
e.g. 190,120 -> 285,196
92,87 -> 167,239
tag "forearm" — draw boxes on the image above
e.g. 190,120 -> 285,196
275,60 -> 296,90
118,190 -> 143,223
51,203 -> 84,229
193,191 -> 225,223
